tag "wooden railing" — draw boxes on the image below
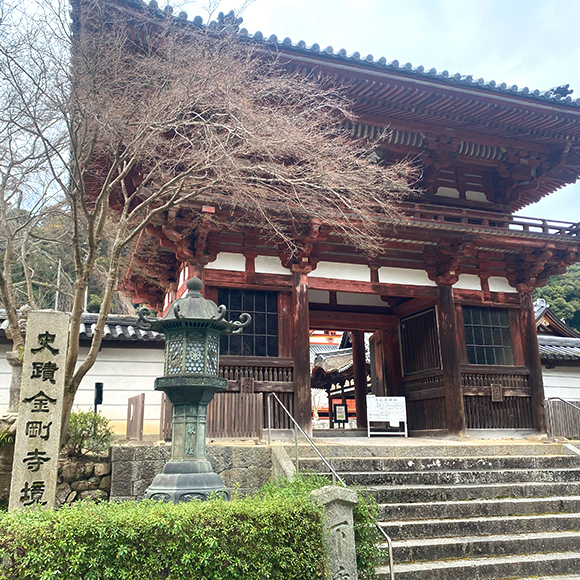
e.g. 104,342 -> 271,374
546,398 -> 580,439
461,366 -> 530,397
219,356 -> 294,383
401,203 -> 580,237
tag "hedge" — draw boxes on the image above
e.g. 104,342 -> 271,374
0,475 -> 380,580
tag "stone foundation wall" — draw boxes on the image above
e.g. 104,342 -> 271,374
110,444 -> 273,500
56,457 -> 112,507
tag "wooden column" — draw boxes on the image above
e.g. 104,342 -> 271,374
437,285 -> 466,435
352,330 -> 368,429
291,267 -> 312,434
520,291 -> 546,432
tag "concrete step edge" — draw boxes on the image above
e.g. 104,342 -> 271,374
378,512 -> 580,527
380,495 -> 580,509
377,550 -> 580,573
382,530 -> 580,549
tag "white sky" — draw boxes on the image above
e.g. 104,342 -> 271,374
188,0 -> 580,222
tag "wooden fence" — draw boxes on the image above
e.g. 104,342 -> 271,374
159,392 -> 265,440
546,399 -> 580,439
126,393 -> 145,441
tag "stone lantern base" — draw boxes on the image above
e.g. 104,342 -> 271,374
144,459 -> 230,503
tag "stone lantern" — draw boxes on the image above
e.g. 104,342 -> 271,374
138,277 -> 250,503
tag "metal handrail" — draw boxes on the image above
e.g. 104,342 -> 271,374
546,398 -> 580,440
267,392 -> 395,580
548,397 -> 580,413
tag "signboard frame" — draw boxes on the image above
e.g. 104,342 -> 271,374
366,395 -> 408,437
333,404 -> 348,427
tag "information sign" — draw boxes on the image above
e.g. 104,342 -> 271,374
366,395 -> 408,437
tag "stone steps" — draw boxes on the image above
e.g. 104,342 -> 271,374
292,442 -> 571,458
379,495 -> 580,520
295,441 -> 580,580
389,531 -> 580,563
330,467 -> 580,486
381,512 -> 580,540
299,454 -> 580,472
376,551 -> 580,580
367,481 -> 580,503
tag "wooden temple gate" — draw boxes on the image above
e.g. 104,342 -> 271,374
118,10 -> 580,438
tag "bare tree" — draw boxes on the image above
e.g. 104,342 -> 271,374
0,0 -> 417,441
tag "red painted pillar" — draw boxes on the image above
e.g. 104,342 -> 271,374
520,291 -> 546,432
437,284 -> 466,435
291,266 -> 312,434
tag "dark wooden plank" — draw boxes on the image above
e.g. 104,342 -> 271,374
309,310 -> 397,331
520,291 -> 546,432
352,330 -> 368,428
437,285 -> 466,435
459,365 -> 529,375
278,292 -> 293,358
292,269 -> 312,433
220,355 -> 294,367
509,308 -> 526,367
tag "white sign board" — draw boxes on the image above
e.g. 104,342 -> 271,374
366,395 -> 407,437
9,311 -> 70,510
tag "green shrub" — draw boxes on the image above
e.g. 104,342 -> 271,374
0,495 -> 325,580
0,474 -> 380,580
63,410 -> 115,457
259,474 -> 381,580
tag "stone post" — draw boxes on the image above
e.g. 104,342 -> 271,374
311,485 -> 359,580
9,311 -> 70,509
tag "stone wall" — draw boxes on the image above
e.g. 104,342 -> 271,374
56,457 -> 112,507
110,443 -> 273,500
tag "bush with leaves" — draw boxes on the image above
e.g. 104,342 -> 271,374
258,474 -> 382,580
63,410 -> 115,457
0,474 -> 381,580
0,490 -> 326,579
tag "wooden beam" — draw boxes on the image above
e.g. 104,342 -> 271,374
309,310 -> 397,331
307,277 -> 440,297
437,285 -> 466,435
352,330 -> 368,429
520,291 -> 546,433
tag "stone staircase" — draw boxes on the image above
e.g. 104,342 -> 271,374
291,441 -> 580,580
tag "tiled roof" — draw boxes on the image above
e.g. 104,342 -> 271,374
538,335 -> 580,362
135,1 -> 580,109
0,311 -> 164,343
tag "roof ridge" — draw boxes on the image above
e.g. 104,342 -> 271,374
125,0 -> 580,109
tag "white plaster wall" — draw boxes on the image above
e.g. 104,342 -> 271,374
454,274 -> 482,291
309,262 -> 370,282
436,186 -> 460,199
205,252 -> 246,272
378,267 -> 438,287
0,343 -> 165,436
255,255 -> 289,276
337,293 -> 387,307
542,366 -> 580,400
465,190 -> 490,203
488,277 -> 516,293
309,290 -> 329,304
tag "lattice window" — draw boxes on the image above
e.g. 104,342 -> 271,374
206,334 -> 219,375
166,338 -> 184,375
463,306 -> 514,366
218,289 -> 278,357
185,331 -> 206,373
400,308 -> 441,376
